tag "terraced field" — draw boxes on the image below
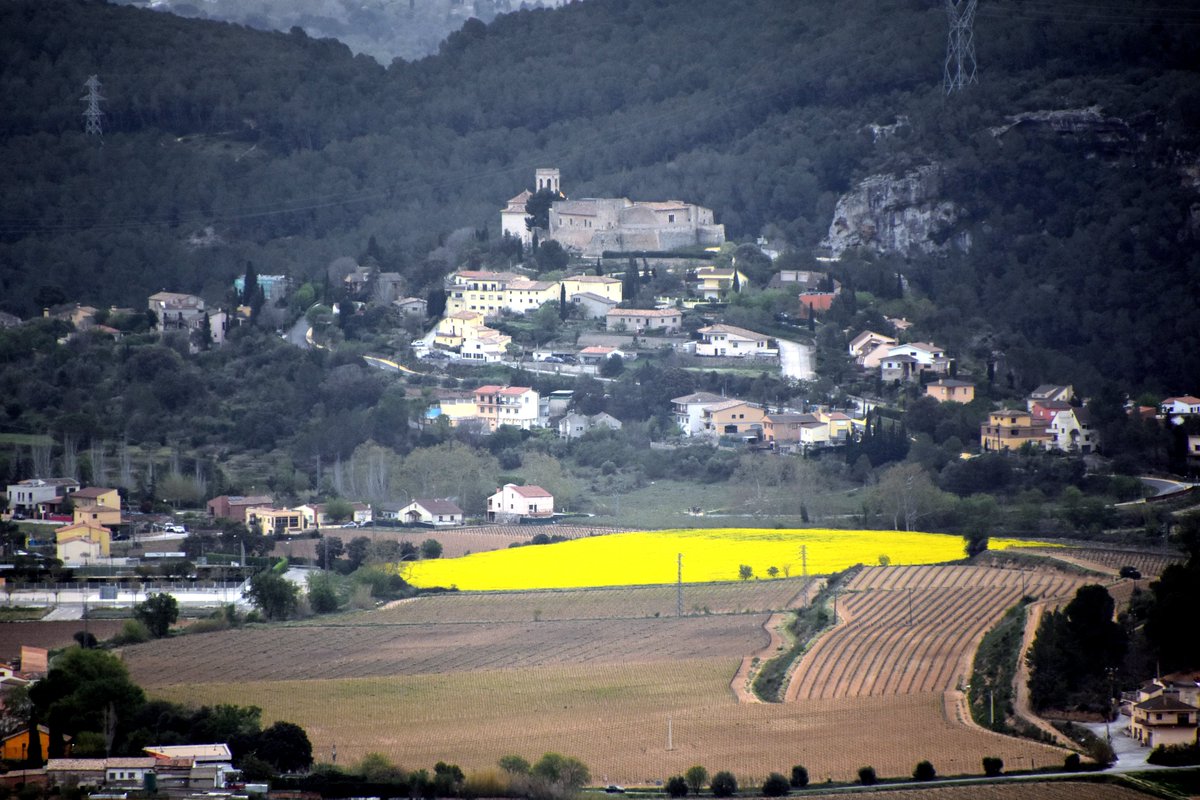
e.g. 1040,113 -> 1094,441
786,566 -> 1090,701
772,784 -> 1160,800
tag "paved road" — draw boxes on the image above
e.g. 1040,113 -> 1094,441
284,315 -> 311,349
778,338 -> 815,381
1139,476 -> 1193,498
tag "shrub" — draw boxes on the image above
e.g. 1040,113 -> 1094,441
463,769 -> 508,798
912,761 -> 936,781
113,618 -> 150,645
1063,753 -> 1081,771
857,766 -> 877,786
710,771 -> 737,797
685,766 -> 708,795
761,772 -> 789,796
1146,742 -> 1200,767
666,776 -> 688,798
789,766 -> 808,789
981,757 -> 1003,777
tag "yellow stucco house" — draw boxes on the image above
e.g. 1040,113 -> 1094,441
694,266 -> 749,299
702,400 -> 766,440
1,725 -> 53,761
926,378 -> 976,404
561,274 -> 623,303
71,486 -> 121,527
980,410 -> 1052,452
55,522 -> 111,565
434,310 -> 489,348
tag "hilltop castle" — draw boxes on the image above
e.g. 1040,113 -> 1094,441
500,168 -> 725,257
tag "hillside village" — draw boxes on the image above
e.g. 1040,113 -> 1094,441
4,135 -> 1200,800
4,166 -> 1200,540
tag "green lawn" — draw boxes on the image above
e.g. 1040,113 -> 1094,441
0,433 -> 55,446
592,478 -> 862,530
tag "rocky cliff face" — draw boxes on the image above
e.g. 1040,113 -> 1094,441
821,164 -> 970,258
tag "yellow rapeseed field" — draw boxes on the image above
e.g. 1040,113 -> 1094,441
397,528 -> 1043,591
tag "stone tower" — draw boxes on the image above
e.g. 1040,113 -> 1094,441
534,168 -> 561,194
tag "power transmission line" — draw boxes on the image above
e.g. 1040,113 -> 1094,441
944,0 -> 979,95
82,74 -> 104,136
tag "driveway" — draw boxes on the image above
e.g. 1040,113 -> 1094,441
777,338 -> 815,381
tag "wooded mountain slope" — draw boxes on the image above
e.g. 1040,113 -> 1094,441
1,0 -> 1198,391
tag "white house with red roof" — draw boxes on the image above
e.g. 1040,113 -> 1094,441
487,484 -> 554,522
1161,395 -> 1200,421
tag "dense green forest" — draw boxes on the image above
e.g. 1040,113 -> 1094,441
1,0 -> 1199,394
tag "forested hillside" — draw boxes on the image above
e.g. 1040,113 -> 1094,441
1,0 -> 1199,391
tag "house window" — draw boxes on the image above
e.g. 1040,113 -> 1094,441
668,214 -> 675,223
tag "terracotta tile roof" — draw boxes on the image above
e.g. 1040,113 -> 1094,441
73,487 -> 116,499
509,484 -> 552,498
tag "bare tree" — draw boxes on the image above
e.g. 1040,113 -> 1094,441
91,441 -> 110,487
60,434 -> 79,480
30,442 -> 52,477
118,438 -> 135,489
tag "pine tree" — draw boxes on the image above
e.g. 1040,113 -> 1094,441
559,283 -> 568,321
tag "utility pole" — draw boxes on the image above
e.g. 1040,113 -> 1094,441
82,75 -> 105,136
943,0 -> 979,94
676,553 -> 683,618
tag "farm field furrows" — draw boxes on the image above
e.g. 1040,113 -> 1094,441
399,529 -> 1045,591
149,668 -> 1067,786
759,784 -> 1160,800
0,620 -> 124,660
364,579 -> 813,624
1053,548 -> 1181,577
123,613 -> 770,685
788,566 -> 1089,701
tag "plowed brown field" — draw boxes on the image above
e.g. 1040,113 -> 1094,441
786,566 -> 1089,701
128,570 -> 1070,783
0,620 -> 124,660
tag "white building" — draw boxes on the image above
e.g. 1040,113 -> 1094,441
397,498 -> 464,527
694,324 -> 773,358
671,391 -> 730,437
1048,407 -> 1099,454
487,484 -> 554,522
5,477 -> 79,516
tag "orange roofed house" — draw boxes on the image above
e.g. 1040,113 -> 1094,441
487,484 -> 554,523
71,487 -> 121,527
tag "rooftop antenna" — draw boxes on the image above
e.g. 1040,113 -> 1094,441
943,0 -> 978,94
82,74 -> 105,136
